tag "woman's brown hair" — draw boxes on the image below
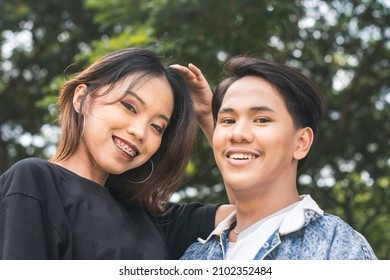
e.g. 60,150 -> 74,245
52,48 -> 195,215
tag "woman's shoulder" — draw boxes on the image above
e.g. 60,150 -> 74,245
4,157 -> 50,172
1,158 -> 55,197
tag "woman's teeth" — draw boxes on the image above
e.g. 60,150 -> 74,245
114,138 -> 136,157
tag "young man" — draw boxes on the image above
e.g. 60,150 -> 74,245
179,56 -> 377,260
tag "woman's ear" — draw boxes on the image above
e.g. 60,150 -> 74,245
293,127 -> 314,160
73,84 -> 88,114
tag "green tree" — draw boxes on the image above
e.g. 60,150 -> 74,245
0,0 -> 99,171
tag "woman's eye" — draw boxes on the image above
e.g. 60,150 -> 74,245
120,101 -> 136,113
151,124 -> 165,134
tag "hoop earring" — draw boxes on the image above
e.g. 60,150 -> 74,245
125,160 -> 154,184
80,116 -> 85,139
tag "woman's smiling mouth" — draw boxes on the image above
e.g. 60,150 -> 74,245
113,136 -> 140,157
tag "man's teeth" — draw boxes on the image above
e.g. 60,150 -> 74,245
115,139 -> 136,157
228,153 -> 257,160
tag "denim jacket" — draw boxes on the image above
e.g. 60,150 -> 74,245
181,195 -> 377,260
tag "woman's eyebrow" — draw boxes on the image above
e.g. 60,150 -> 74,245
125,90 -> 145,105
126,90 -> 170,123
158,114 -> 170,123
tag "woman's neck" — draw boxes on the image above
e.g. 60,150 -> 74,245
52,153 -> 108,187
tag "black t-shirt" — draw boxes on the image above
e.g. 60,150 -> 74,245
0,158 -> 217,260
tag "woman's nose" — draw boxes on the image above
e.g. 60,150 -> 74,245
126,121 -> 147,143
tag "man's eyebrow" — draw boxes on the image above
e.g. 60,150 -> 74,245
219,106 -> 276,113
126,91 -> 170,123
219,107 -> 234,114
250,106 -> 276,113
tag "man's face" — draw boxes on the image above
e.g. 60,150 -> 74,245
212,75 -> 307,195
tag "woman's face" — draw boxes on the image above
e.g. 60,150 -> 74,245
74,75 -> 174,183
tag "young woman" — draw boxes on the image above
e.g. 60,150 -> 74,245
0,48 -> 231,260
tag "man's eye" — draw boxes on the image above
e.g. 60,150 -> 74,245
220,118 -> 235,124
255,117 -> 270,123
120,101 -> 136,113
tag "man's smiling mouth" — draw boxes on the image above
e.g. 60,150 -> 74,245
227,153 -> 259,160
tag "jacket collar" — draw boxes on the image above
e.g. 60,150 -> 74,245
198,194 -> 324,244
278,194 -> 323,235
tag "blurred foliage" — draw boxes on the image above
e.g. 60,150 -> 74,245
1,0 -> 389,258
